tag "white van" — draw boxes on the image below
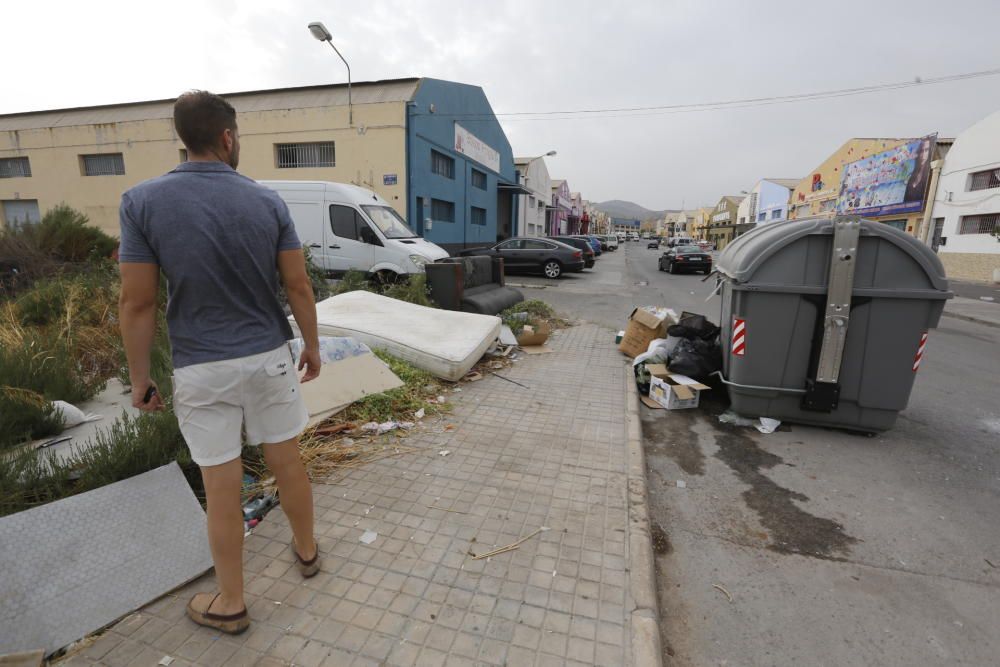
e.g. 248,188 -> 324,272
259,180 -> 448,279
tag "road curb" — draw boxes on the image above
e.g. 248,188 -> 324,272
941,310 -> 1000,329
624,367 -> 663,666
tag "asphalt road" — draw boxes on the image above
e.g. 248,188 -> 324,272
513,241 -> 1000,666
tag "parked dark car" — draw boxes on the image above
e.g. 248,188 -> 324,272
658,245 -> 713,274
646,238 -> 660,249
553,234 -> 604,257
551,236 -> 597,268
583,235 -> 605,255
459,237 -> 584,278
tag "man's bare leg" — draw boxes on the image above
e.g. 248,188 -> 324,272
199,457 -> 246,614
263,437 -> 316,560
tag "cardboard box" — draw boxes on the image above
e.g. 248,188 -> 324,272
648,373 -> 711,410
516,322 -> 552,349
618,308 -> 677,358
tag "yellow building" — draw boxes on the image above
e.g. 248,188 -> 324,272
0,78 -> 522,252
705,196 -> 745,249
690,207 -> 712,240
787,137 -> 951,236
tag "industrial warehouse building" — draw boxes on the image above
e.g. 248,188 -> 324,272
0,77 -> 523,253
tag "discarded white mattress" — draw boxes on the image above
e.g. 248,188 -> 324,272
288,336 -> 404,427
295,291 -> 501,381
0,462 -> 212,657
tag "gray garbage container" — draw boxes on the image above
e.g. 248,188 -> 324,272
715,216 -> 951,432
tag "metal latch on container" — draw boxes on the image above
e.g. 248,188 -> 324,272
803,217 -> 861,412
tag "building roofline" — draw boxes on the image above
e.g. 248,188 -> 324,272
0,77 -> 422,120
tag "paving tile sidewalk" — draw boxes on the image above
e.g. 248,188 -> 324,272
60,324 -> 643,667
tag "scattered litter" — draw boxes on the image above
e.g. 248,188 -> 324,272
361,420 -> 413,435
516,322 -> 551,348
676,480 -> 687,489
415,408 -> 425,420
718,410 -> 757,427
713,583 -> 734,603
314,422 -> 356,437
471,526 -> 550,560
242,494 -> 278,522
360,531 -> 378,545
452,388 -> 462,393
489,361 -> 505,370
437,396 -> 446,403
52,401 -> 102,428
158,657 -> 175,666
499,325 -> 519,347
34,436 -> 73,451
464,371 -> 484,382
439,450 -> 451,457
980,296 -> 995,302
756,418 -> 781,434
273,601 -> 282,605
719,410 -> 782,433
486,370 -> 530,388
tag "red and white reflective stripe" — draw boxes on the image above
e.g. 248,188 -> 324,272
912,331 -> 928,372
732,317 -> 746,356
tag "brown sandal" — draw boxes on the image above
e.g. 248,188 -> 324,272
186,592 -> 250,635
291,540 -> 321,578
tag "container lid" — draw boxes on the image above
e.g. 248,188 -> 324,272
715,216 -> 950,294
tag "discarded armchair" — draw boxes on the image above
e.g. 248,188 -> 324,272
425,255 -> 524,315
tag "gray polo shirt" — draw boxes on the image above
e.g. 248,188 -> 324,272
119,161 -> 301,369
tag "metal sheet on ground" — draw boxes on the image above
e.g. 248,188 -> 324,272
0,462 -> 212,656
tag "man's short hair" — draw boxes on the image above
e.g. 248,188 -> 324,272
173,90 -> 237,154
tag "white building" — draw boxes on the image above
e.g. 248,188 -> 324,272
930,110 -> 1000,282
736,178 -> 799,231
514,156 -> 552,237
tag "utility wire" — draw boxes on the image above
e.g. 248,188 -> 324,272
410,67 -> 1000,123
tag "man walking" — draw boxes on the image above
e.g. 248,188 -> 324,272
119,90 -> 322,635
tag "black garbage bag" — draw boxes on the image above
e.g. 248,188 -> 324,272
669,312 -> 720,341
668,337 -> 722,380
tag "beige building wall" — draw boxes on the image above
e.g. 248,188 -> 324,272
1,96 -> 410,236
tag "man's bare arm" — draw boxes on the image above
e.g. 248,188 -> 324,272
119,262 -> 165,411
278,249 -> 321,382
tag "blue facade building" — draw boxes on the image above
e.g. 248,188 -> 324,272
405,78 -> 521,253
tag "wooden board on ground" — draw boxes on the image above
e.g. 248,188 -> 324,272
519,345 -> 553,355
301,354 -> 403,427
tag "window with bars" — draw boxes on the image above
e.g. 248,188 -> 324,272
81,153 -> 125,176
275,142 -> 335,168
431,199 -> 455,223
771,209 -> 782,219
968,169 -> 1000,191
431,150 -> 454,179
0,157 -> 31,178
471,168 -> 487,190
471,206 -> 487,226
959,213 -> 999,235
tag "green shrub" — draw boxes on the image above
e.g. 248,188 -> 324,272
340,349 -> 447,424
0,333 -> 106,404
501,299 -> 555,334
27,205 -> 117,263
332,270 -> 436,308
0,409 -> 197,517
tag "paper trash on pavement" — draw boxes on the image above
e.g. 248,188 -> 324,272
360,531 -> 378,545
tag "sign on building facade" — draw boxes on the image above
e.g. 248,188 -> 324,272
836,136 -> 937,217
454,124 -> 500,173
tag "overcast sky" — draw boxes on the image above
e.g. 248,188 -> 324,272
6,0 -> 1000,210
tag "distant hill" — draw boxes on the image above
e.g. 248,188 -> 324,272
593,200 -> 677,221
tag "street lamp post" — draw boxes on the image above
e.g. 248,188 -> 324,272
308,21 -> 352,126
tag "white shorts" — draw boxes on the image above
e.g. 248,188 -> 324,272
173,344 -> 308,467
